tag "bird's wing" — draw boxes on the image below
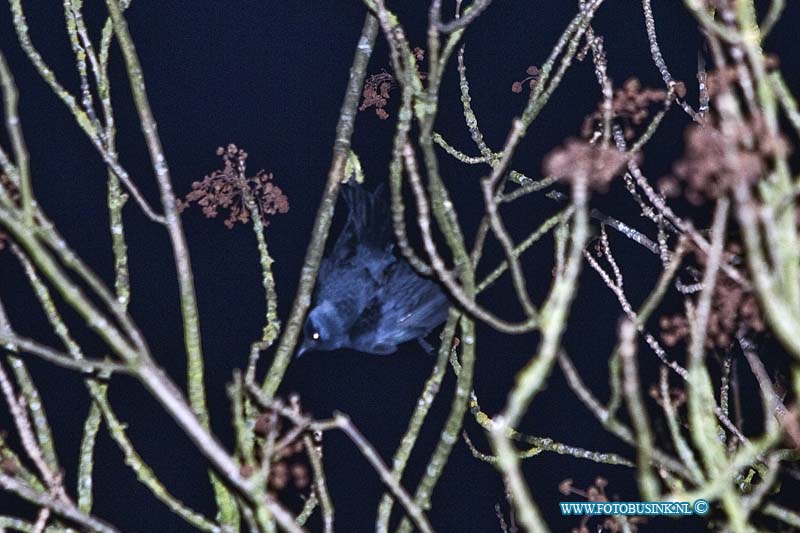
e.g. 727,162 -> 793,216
369,262 -> 450,346
393,275 -> 449,333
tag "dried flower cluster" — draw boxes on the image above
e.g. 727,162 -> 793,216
511,65 -> 540,94
702,56 -> 779,99
654,58 -> 786,205
359,48 -> 425,120
659,314 -> 691,347
359,70 -> 395,120
661,245 -> 764,349
249,412 -> 311,493
0,456 -> 18,476
668,125 -> 764,205
581,78 -> 683,140
559,477 -> 644,533
660,278 -> 764,350
648,382 -> 687,409
543,138 -> 632,191
178,144 -> 289,229
0,173 -> 18,204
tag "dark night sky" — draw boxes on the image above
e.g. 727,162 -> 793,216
0,1 -> 799,532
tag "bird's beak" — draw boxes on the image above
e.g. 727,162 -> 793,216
296,339 -> 312,358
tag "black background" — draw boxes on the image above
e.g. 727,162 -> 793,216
1,1 -> 798,532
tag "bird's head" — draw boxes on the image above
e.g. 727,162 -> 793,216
297,301 -> 347,356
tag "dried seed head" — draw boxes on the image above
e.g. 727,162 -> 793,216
544,139 -> 633,191
0,457 -> 18,476
179,144 -> 289,229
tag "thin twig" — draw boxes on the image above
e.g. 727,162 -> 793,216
0,473 -> 117,533
333,413 -> 434,533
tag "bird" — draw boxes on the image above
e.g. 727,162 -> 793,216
298,181 -> 450,356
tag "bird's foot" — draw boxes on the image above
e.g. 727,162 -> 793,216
417,337 -> 435,355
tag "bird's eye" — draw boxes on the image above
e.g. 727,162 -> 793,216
312,331 -> 320,340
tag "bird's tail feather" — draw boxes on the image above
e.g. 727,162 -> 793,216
340,181 -> 390,249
